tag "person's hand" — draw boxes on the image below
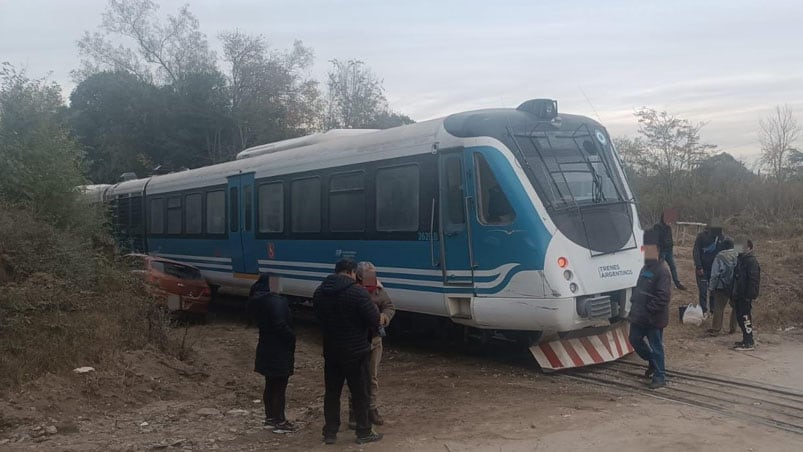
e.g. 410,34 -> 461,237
380,313 -> 389,327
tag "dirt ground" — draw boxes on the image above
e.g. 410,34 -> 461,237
1,244 -> 801,452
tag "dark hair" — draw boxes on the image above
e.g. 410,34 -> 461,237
747,239 -> 754,249
722,237 -> 734,250
335,258 -> 358,274
249,273 -> 272,298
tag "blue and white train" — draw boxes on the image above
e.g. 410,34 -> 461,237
87,99 -> 643,369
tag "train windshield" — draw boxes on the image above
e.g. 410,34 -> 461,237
511,125 -> 626,210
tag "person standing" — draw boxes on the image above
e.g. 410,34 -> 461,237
313,258 -> 382,445
707,237 -> 738,336
732,238 -> 761,351
693,224 -> 725,315
628,230 -> 671,389
653,209 -> 686,290
351,261 -> 395,427
248,274 -> 299,433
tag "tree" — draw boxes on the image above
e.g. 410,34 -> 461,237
324,59 -> 412,129
0,63 -> 86,226
220,31 -> 322,150
627,108 -> 716,203
75,0 -> 216,84
758,105 -> 800,183
69,71 -> 162,182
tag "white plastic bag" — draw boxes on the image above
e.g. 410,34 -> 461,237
683,303 -> 704,326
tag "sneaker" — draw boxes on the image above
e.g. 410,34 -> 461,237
264,418 -> 279,428
356,431 -> 384,444
734,343 -> 755,351
648,380 -> 666,390
734,341 -> 746,346
323,434 -> 337,445
644,364 -> 656,379
273,420 -> 300,434
676,284 -> 687,291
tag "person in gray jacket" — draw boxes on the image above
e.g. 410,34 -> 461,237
707,237 -> 738,335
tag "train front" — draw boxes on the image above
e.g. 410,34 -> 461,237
444,99 -> 644,371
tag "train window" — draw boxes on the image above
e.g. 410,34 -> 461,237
329,172 -> 365,232
291,177 -> 321,233
166,196 -> 182,234
444,157 -> 465,225
206,190 -> 225,234
229,187 -> 239,232
376,165 -> 419,232
258,182 -> 284,233
149,198 -> 164,234
185,194 -> 202,234
474,154 -> 516,225
243,185 -> 253,232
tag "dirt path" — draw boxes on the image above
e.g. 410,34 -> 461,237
2,242 -> 802,451
1,301 -> 801,452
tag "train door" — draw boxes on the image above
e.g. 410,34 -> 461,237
227,173 -> 259,275
438,151 -> 475,287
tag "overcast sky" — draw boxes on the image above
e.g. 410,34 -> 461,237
3,0 -> 803,162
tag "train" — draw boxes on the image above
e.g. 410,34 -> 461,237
83,98 -> 642,370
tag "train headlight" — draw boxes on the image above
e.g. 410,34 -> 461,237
569,283 -> 578,293
558,257 -> 569,268
563,270 -> 573,281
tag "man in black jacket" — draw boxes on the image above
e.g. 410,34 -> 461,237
313,258 -> 382,445
732,238 -> 761,351
693,224 -> 725,314
653,209 -> 686,290
628,230 -> 671,389
248,274 -> 298,433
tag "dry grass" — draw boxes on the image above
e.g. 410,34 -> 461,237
670,234 -> 803,330
0,204 -> 173,388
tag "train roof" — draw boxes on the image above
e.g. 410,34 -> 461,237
104,100 -> 603,198
107,117 -> 447,197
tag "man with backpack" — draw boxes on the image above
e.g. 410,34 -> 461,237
707,237 -> 738,336
693,224 -> 725,315
732,237 -> 761,351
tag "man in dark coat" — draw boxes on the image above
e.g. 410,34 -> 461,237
248,274 -> 298,433
629,230 -> 671,389
313,258 -> 382,445
732,237 -> 761,351
652,208 -> 686,290
693,224 -> 725,314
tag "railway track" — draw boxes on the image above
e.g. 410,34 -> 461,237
561,359 -> 803,435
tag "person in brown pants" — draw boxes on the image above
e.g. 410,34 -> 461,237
707,238 -> 738,335
348,261 -> 396,428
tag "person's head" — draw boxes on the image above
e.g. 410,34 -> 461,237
335,258 -> 359,280
643,230 -> 660,262
249,273 -> 273,298
661,208 -> 677,225
734,236 -> 753,254
356,261 -> 379,290
721,237 -> 734,250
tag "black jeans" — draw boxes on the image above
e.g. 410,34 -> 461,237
323,352 -> 371,437
734,297 -> 754,345
264,375 -> 289,422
